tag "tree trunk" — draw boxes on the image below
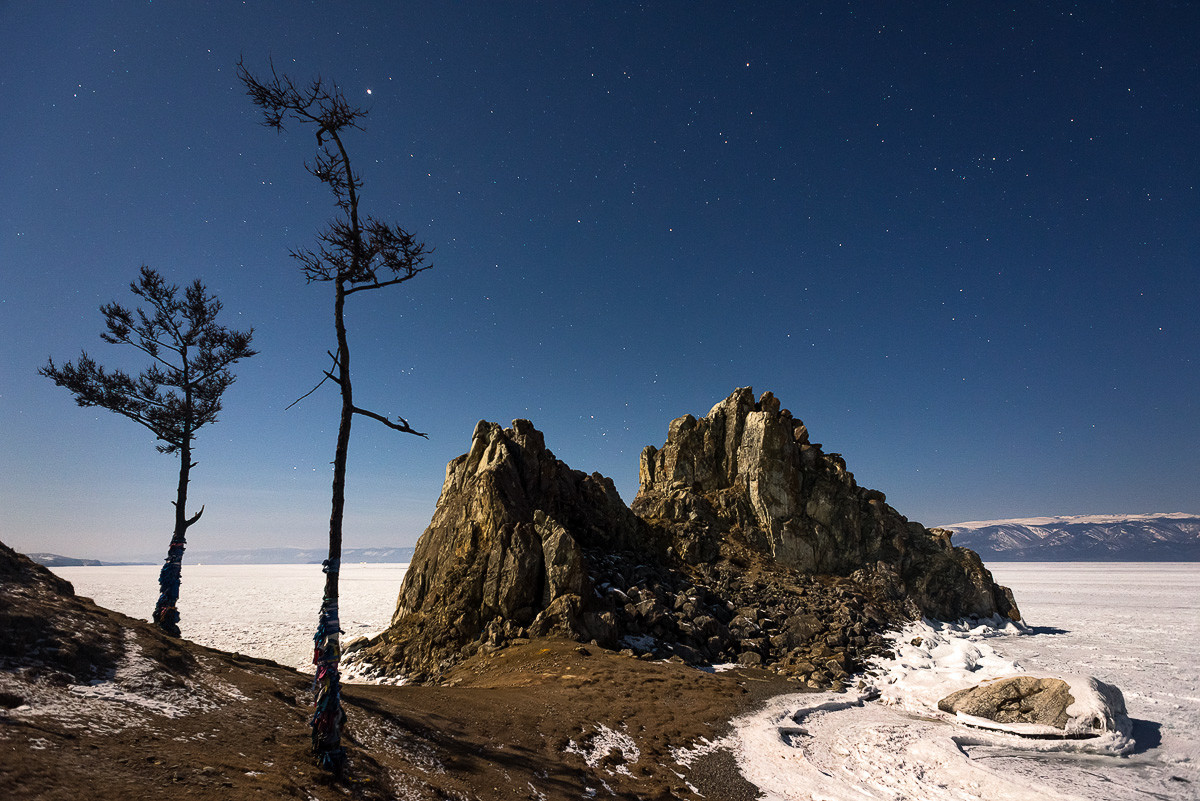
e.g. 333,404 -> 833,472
312,279 -> 352,772
153,437 -> 192,638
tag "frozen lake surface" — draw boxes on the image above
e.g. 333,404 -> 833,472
53,562 -> 408,672
987,563 -> 1199,798
53,561 -> 1200,800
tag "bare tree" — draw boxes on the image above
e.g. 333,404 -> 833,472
237,58 -> 432,772
40,266 -> 256,636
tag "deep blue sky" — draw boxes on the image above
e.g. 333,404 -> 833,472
2,2 -> 1197,561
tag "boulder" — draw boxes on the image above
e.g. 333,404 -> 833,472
938,675 -> 1131,738
633,388 -> 1020,622
939,676 -> 1076,728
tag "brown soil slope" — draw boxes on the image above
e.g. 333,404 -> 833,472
0,540 -> 795,801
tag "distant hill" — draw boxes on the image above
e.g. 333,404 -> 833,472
942,513 -> 1200,561
28,546 -> 415,566
26,553 -> 111,567
185,546 -> 416,565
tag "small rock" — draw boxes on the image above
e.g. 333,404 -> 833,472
737,652 -> 763,668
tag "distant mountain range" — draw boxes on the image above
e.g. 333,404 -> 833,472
182,546 -> 417,565
28,546 -> 416,567
942,513 -> 1200,561
32,514 -> 1200,565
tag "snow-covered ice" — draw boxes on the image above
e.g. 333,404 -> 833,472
52,561 -> 1200,800
869,619 -> 1132,748
721,562 -> 1199,800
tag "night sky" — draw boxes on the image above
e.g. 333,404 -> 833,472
3,2 -> 1197,561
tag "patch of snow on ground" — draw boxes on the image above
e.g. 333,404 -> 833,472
566,724 -> 641,776
67,633 -> 214,719
2,629 -> 244,735
870,617 -> 1021,710
620,634 -> 658,653
670,735 -> 722,768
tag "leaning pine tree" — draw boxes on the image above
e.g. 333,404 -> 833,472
40,266 -> 256,636
237,59 -> 432,772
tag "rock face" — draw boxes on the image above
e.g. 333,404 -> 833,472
356,420 -> 644,678
355,389 -> 1019,681
633,388 -> 1020,621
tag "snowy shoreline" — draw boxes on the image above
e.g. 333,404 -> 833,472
53,561 -> 1200,800
708,563 -> 1199,800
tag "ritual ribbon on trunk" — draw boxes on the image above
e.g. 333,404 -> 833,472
312,558 -> 346,771
153,537 -> 186,637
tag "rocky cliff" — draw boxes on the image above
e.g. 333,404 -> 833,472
352,419 -> 646,680
634,388 -> 1019,621
352,389 -> 1019,683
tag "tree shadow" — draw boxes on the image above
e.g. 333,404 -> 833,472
343,691 -> 593,799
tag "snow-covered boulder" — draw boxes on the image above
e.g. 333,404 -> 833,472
938,674 -> 1131,739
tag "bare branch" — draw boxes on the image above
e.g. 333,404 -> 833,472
285,372 -> 333,411
351,405 -> 428,438
342,263 -> 435,295
183,505 -> 205,529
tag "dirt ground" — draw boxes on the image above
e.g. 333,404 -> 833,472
1,545 -> 805,801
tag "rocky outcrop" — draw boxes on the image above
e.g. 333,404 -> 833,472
354,389 -> 1019,682
1,540 -> 124,683
352,420 -> 645,679
633,388 -> 1020,621
0,539 -> 207,708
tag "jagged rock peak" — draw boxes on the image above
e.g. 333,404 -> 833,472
355,419 -> 643,679
640,387 -> 811,495
633,388 -> 1020,622
422,418 -> 640,556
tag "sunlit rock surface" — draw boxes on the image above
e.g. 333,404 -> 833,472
634,388 -> 1020,621
938,674 -> 1132,739
354,419 -> 644,678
